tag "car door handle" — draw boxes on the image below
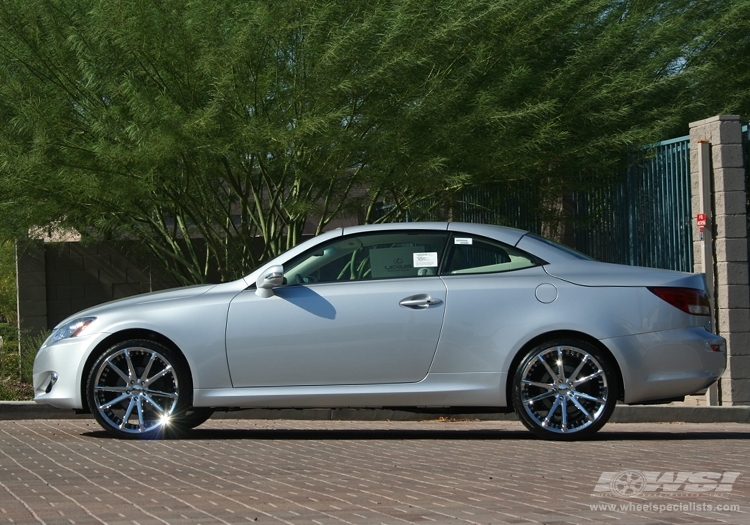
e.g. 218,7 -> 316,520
399,294 -> 443,309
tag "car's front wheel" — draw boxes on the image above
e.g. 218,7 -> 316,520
87,339 -> 192,439
512,339 -> 619,440
175,407 -> 214,430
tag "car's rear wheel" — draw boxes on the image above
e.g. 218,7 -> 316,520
87,339 -> 192,439
512,339 -> 618,441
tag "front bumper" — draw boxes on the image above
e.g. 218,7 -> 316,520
32,333 -> 104,410
603,326 -> 726,404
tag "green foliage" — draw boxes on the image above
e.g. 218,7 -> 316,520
0,0 -> 743,283
0,242 -> 16,323
682,0 -> 750,119
19,330 -> 46,383
0,323 -> 16,341
0,328 -> 44,400
0,378 -> 32,401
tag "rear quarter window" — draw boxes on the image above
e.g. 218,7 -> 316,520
443,235 -> 539,275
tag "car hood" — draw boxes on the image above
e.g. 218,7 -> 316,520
544,261 -> 706,289
53,284 -> 219,327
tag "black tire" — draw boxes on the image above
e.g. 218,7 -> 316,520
174,407 -> 214,430
511,338 -> 619,441
86,339 -> 192,439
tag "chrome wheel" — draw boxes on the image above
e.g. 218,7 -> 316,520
88,340 -> 187,439
512,339 -> 618,440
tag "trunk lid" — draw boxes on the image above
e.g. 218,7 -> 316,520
543,261 -> 706,290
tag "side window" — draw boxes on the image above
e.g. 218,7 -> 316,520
443,234 -> 538,275
284,231 -> 449,284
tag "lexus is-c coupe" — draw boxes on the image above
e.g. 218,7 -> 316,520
33,222 -> 726,440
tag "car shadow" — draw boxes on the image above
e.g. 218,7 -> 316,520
593,429 -> 750,441
275,286 -> 336,319
81,428 -> 532,440
79,427 -> 750,441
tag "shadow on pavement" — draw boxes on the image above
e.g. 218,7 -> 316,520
82,428 -> 533,440
593,430 -> 750,441
79,426 -> 750,441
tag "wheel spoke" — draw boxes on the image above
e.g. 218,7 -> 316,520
573,391 -> 606,404
142,394 -> 166,414
106,359 -> 130,383
542,396 -> 562,427
124,349 -> 137,383
144,388 -> 178,399
569,395 -> 595,423
572,369 -> 603,387
524,390 -> 557,405
143,366 -> 173,386
569,354 -> 589,382
94,385 -> 128,394
136,396 -> 146,431
98,393 -> 131,411
140,352 -> 157,383
557,347 -> 566,382
560,396 -> 568,432
522,379 -> 555,390
119,397 -> 137,429
539,356 -> 559,382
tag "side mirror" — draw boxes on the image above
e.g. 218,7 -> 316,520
255,265 -> 284,298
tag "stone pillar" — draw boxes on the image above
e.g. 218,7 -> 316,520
689,115 -> 750,405
16,241 -> 49,337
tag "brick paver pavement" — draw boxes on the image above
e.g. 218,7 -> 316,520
0,419 -> 747,524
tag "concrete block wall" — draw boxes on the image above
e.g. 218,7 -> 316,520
17,241 -> 177,335
689,115 -> 750,405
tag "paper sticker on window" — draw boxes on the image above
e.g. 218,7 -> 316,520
370,246 -> 423,278
454,237 -> 473,245
413,252 -> 438,267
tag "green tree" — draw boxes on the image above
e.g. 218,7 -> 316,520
0,0 -> 385,284
0,242 -> 16,325
0,0 -> 742,284
685,0 -> 750,119
0,0 -> 490,283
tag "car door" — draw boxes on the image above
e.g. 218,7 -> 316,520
430,233 -> 547,374
225,230 -> 449,387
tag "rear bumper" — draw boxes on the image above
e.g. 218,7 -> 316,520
603,327 -> 726,404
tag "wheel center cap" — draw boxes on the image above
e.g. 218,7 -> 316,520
557,383 -> 569,392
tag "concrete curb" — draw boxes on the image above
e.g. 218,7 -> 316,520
2,401 -> 750,423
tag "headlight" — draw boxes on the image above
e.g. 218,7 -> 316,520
42,317 -> 96,348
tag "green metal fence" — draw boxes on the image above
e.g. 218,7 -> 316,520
454,135 -> 694,271
380,135 -> 696,271
569,135 -> 693,272
458,185 -> 540,233
461,136 -> 695,271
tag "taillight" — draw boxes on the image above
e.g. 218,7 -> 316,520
648,287 -> 711,316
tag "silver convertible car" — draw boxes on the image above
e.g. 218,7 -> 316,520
33,222 -> 726,440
